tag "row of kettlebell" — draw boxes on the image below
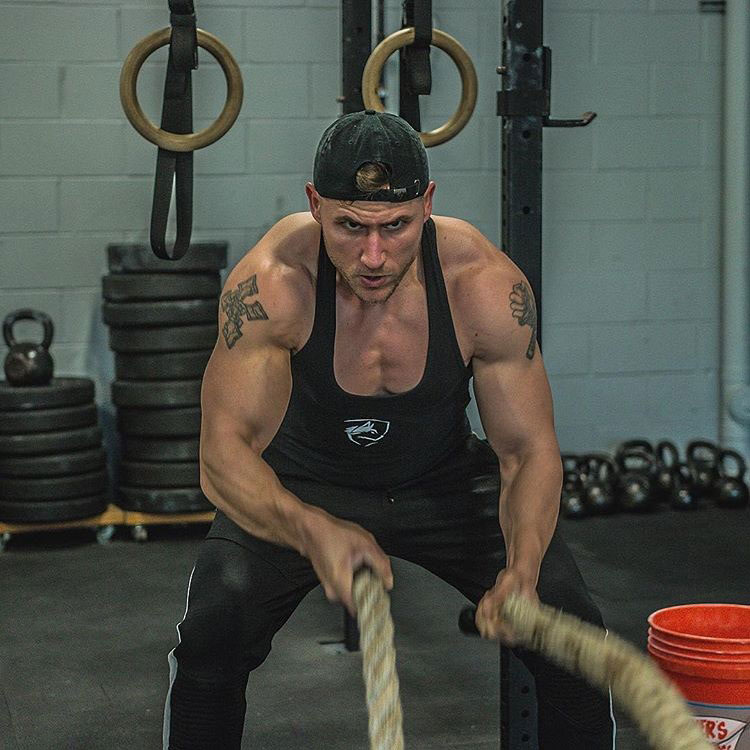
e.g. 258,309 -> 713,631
561,438 -> 749,519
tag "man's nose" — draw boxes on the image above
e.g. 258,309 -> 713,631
360,231 -> 386,269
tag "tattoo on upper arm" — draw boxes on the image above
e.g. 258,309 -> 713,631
509,281 -> 537,360
221,274 -> 269,349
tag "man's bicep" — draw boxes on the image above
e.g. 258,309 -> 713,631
201,337 -> 293,455
201,254 -> 308,455
462,260 -> 559,465
472,350 -> 559,470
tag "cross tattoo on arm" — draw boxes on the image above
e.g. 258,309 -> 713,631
509,281 -> 537,360
221,274 -> 269,349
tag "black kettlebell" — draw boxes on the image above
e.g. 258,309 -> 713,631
670,461 -> 699,510
579,453 -> 618,515
618,438 -> 655,456
560,454 -> 587,519
616,447 -> 655,512
616,438 -> 656,480
655,440 -> 680,502
3,309 -> 55,386
714,449 -> 749,509
686,440 -> 721,501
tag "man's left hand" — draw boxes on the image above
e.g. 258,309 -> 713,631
474,568 -> 539,645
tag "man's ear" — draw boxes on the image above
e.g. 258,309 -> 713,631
422,181 -> 436,222
305,183 -> 323,224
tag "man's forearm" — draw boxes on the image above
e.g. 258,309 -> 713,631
200,434 -> 324,555
498,449 -> 562,585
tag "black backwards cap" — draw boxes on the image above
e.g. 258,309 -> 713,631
313,110 -> 429,203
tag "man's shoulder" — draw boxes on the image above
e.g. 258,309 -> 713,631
434,215 -> 533,357
433,215 -> 521,298
227,213 -> 318,296
234,212 -> 319,274
221,213 -> 318,350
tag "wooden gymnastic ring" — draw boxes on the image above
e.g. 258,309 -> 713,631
361,27 -> 478,148
120,27 -> 243,152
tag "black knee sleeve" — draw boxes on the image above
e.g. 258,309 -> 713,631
174,604 -> 271,682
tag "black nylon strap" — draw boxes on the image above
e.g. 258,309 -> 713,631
168,14 -> 198,90
169,0 -> 194,14
411,0 -> 432,75
399,0 -> 432,132
150,1 -> 198,260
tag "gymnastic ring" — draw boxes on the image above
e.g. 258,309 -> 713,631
361,27 -> 478,148
120,28 -> 243,152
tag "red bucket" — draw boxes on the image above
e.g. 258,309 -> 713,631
648,634 -> 750,663
649,604 -> 750,651
647,604 -> 750,749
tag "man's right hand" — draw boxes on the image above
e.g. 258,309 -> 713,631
300,508 -> 393,615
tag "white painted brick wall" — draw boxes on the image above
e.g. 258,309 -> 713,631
245,8 -> 338,62
0,180 -> 58,231
542,1 -> 722,453
0,7 -> 119,61
0,0 -> 723,457
0,123 -> 129,175
1,64 -> 60,117
595,14 -> 702,64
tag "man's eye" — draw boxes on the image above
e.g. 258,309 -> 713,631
345,221 -> 361,230
386,220 -> 403,229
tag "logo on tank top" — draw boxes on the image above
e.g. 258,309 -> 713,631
344,419 -> 391,447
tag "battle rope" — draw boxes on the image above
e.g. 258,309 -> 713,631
502,594 -> 711,750
352,568 -> 404,750
352,568 -> 711,750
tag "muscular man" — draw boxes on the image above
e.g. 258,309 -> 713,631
163,110 -> 615,749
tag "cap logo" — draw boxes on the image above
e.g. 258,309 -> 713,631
366,180 -> 422,203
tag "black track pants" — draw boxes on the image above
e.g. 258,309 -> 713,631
163,436 -> 616,749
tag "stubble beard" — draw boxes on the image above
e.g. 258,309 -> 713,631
344,259 -> 415,305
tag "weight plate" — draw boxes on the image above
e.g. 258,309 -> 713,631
0,448 -> 106,478
102,273 -> 221,301
109,324 -> 217,353
0,494 -> 108,523
0,425 -> 102,456
107,243 -> 227,273
121,437 -> 199,462
0,377 -> 95,411
0,403 -> 98,435
0,469 -> 108,501
102,299 -> 218,327
112,380 -> 202,408
117,407 -> 201,437
115,350 -> 212,381
119,460 -> 199,487
116,485 -> 214,513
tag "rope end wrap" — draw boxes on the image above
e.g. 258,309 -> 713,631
501,593 -> 713,750
353,567 -> 405,750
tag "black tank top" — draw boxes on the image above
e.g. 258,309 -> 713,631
262,218 -> 473,489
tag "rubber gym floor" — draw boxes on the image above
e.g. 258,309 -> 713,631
1,504 -> 748,750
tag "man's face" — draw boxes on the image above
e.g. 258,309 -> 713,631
306,182 -> 435,305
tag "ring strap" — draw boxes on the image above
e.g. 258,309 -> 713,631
151,0 -> 198,260
399,0 -> 432,130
